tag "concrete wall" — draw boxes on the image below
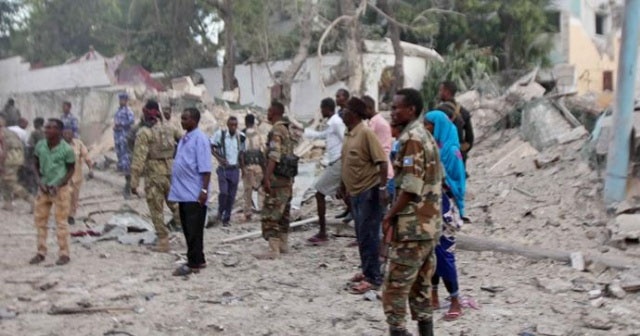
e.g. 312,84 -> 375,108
568,17 -> 620,94
197,52 -> 428,121
0,56 -> 113,94
0,88 -> 121,146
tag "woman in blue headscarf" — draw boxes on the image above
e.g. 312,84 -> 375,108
424,110 -> 467,321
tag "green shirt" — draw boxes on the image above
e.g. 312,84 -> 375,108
34,139 -> 76,186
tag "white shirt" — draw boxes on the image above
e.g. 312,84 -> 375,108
8,126 -> 28,145
304,113 -> 346,163
210,129 -> 244,166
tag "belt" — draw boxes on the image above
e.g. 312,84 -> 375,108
220,165 -> 239,170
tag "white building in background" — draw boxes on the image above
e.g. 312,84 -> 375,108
197,39 -> 442,121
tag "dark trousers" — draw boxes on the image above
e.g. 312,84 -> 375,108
217,166 -> 240,223
179,202 -> 207,268
351,186 -> 383,286
431,235 -> 460,297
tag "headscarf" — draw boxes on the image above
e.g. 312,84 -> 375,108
425,110 -> 466,216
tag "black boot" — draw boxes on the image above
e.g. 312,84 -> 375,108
389,327 -> 412,336
417,320 -> 434,336
123,175 -> 131,199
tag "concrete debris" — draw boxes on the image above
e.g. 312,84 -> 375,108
536,324 -> 567,336
521,99 -> 574,151
614,214 -> 640,240
535,277 -> 572,294
588,289 -> 602,299
605,280 -> 626,299
582,312 -> 613,330
570,252 -> 585,271
586,261 -> 609,277
534,154 -> 560,169
589,297 -> 605,308
0,307 -> 17,320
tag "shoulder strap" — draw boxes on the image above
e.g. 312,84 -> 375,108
221,130 -> 227,160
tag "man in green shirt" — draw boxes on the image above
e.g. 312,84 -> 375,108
30,119 -> 75,266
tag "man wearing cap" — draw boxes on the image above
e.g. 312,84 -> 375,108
113,93 -> 135,198
130,100 -> 182,252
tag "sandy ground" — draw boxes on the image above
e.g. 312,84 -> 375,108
1,131 -> 640,336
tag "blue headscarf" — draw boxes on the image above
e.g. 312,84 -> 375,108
425,110 -> 466,216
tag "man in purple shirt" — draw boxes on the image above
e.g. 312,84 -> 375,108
168,107 -> 212,276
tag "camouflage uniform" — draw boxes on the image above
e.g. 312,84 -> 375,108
242,127 -> 265,217
382,118 -> 443,330
0,127 -> 33,206
261,119 -> 294,241
130,121 -> 182,240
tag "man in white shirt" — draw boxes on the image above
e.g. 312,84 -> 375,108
304,98 -> 346,244
8,118 -> 29,145
210,116 -> 245,227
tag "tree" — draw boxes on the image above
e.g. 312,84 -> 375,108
377,0 -> 404,95
0,0 -> 21,58
434,0 -> 553,71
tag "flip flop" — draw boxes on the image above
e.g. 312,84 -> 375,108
307,234 -> 329,245
349,280 -> 377,295
443,310 -> 463,321
349,273 -> 365,283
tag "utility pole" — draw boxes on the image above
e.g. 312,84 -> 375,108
604,0 -> 640,205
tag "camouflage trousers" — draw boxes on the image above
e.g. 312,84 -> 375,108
1,165 -> 32,203
382,240 -> 436,329
145,175 -> 181,240
34,185 -> 71,257
261,184 -> 292,240
242,165 -> 264,215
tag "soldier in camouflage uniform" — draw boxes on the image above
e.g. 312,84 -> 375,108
381,88 -> 443,336
130,101 -> 182,252
0,117 -> 34,211
255,102 -> 294,260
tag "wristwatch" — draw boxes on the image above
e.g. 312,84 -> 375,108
201,189 -> 208,194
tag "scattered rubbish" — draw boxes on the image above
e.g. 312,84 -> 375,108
214,251 -> 230,256
48,305 -> 136,315
201,292 -> 245,305
103,330 -> 136,336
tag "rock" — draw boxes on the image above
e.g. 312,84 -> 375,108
570,252 -> 585,271
535,277 -> 572,294
363,290 -> 378,302
117,231 -> 156,245
590,297 -> 605,308
39,282 -> 58,291
582,312 -> 613,330
606,280 -> 626,299
588,289 -> 602,299
0,307 -> 17,320
534,154 -> 560,169
537,324 -> 567,336
222,255 -> 239,267
621,278 -> 640,293
615,214 -> 640,240
587,261 -> 608,276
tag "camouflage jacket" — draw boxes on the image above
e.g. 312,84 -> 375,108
130,121 -> 181,188
392,118 -> 443,242
266,119 -> 294,187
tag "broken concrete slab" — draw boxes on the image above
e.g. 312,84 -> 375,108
488,138 -> 539,173
534,154 -> 560,169
570,252 -> 585,271
521,99 -> 574,151
615,214 -> 640,240
557,126 -> 588,145
582,312 -> 613,330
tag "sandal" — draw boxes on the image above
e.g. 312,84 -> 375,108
350,273 -> 365,283
443,310 -> 463,321
349,280 -> 376,295
307,234 -> 328,245
29,254 -> 45,265
172,265 -> 195,276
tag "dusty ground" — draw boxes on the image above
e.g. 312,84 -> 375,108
1,131 -> 640,336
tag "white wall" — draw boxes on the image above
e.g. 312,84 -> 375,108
197,53 -> 428,121
0,56 -> 112,94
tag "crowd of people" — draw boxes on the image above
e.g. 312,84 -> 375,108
0,80 -> 474,336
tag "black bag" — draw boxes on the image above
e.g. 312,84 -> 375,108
243,150 -> 265,166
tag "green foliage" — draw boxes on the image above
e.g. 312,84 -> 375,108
433,0 -> 554,70
421,41 -> 499,109
9,0 -> 218,75
0,0 -> 21,58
